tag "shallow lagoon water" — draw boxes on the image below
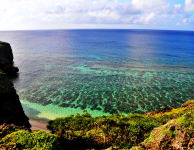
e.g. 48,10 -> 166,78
0,30 -> 194,120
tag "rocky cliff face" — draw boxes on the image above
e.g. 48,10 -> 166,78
0,41 -> 19,76
0,41 -> 31,128
0,76 -> 31,128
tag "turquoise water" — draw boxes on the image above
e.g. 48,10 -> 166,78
0,30 -> 193,120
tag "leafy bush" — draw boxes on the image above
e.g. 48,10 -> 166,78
47,100 -> 194,149
177,112 -> 194,129
0,124 -> 26,139
0,130 -> 59,150
177,111 -> 194,138
48,112 -> 94,134
48,113 -> 161,149
150,100 -> 194,125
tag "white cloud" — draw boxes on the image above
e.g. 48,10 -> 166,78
130,0 -> 169,24
0,0 -> 193,30
173,4 -> 182,13
185,0 -> 194,12
131,0 -> 169,12
171,2 -> 194,26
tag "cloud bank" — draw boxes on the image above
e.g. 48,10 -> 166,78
185,0 -> 194,12
0,0 -> 193,30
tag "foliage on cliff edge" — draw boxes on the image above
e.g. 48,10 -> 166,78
0,100 -> 193,150
47,100 -> 194,149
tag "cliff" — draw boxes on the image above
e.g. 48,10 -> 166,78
0,41 -> 30,128
0,41 -> 19,76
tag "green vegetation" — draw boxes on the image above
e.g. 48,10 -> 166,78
0,124 -> 25,139
48,113 -> 161,149
144,134 -> 155,144
0,130 -> 59,150
177,112 -> 194,138
177,112 -> 194,130
134,105 -> 194,150
47,100 -> 194,149
0,100 -> 193,149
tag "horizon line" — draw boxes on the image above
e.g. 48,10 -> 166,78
0,28 -> 194,32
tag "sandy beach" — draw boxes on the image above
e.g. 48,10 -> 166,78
29,120 -> 49,132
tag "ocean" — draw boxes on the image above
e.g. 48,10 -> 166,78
0,29 -> 194,120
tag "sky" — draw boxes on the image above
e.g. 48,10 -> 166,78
0,0 -> 194,31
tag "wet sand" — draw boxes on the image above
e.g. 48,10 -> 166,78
29,120 -> 49,132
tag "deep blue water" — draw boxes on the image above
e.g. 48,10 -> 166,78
0,29 -> 194,119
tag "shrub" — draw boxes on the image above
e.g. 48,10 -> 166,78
0,124 -> 26,139
47,100 -> 194,149
48,113 -> 161,149
0,130 -> 59,150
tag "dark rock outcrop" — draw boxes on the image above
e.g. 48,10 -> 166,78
0,76 -> 31,128
0,41 -> 31,128
0,41 -> 19,76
